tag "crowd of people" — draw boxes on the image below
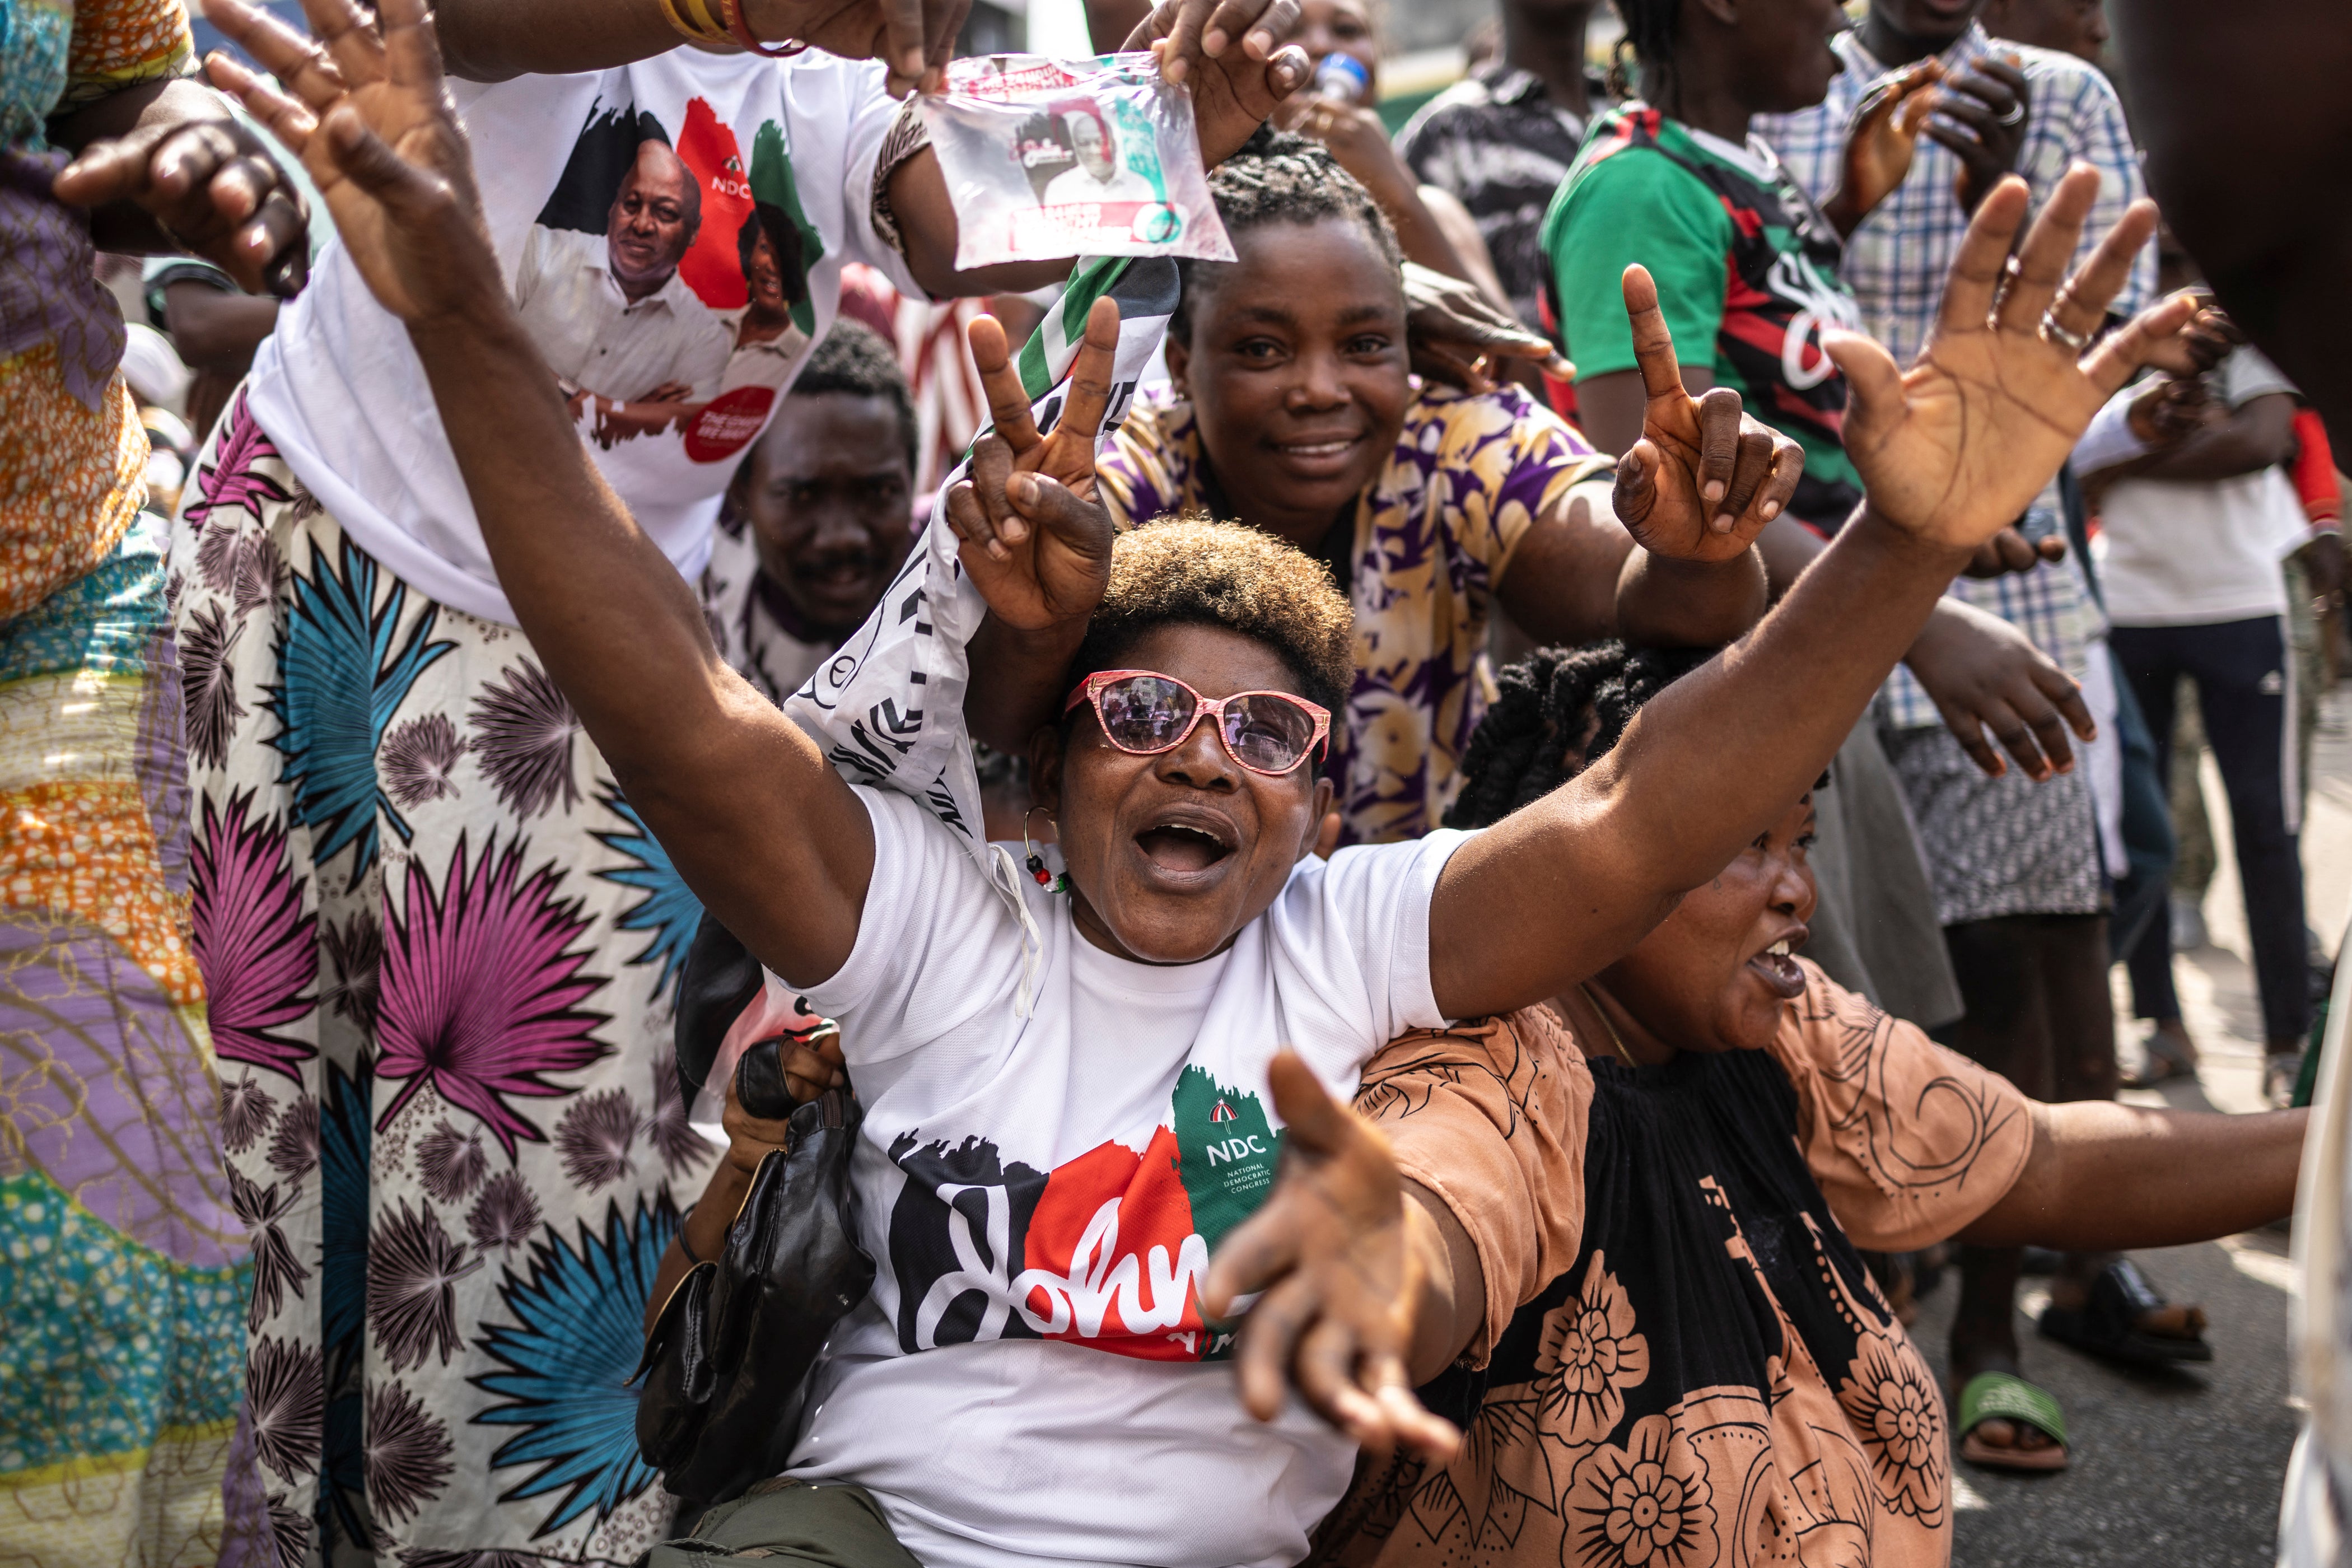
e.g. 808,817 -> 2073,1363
7,0 -> 2346,1564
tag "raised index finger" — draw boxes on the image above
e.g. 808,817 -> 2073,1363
1620,265 -> 1687,403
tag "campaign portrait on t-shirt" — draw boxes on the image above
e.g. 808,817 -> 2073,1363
716,211 -> 814,394
519,95 -> 825,458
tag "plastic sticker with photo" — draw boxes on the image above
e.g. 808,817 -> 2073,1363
919,53 -> 1236,270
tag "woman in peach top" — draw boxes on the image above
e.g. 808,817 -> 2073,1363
1223,641 -> 2306,1568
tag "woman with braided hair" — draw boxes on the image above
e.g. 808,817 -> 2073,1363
1076,132 -> 1799,847
1288,637 -> 2307,1565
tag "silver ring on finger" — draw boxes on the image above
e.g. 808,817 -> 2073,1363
2040,310 -> 2091,353
1995,100 -> 2025,126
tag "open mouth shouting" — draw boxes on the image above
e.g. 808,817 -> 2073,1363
1747,928 -> 1809,999
1131,806 -> 1239,882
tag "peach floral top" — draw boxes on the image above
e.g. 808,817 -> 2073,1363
1318,960 -> 2033,1568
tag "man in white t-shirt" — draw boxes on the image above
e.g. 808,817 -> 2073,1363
2089,344 -> 2318,1099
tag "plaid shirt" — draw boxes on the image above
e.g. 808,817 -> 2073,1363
1753,22 -> 2154,366
1755,25 -> 2143,729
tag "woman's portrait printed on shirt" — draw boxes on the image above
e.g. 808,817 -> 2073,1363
515,96 -> 822,459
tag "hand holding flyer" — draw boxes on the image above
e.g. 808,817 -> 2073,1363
921,53 -> 1237,269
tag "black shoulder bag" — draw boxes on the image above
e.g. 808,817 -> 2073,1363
633,914 -> 875,1507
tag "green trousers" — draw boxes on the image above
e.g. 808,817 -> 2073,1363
637,1478 -> 924,1568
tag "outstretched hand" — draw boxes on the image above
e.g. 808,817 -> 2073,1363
1827,164 -> 2194,556
198,0 -> 496,327
1203,1054 -> 1461,1463
1610,268 -> 1807,564
944,298 -> 1122,632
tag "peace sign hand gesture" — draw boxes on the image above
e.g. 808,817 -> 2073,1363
198,0 -> 494,329
1609,272 -> 1807,565
1827,165 -> 2194,554
942,299 -> 1124,633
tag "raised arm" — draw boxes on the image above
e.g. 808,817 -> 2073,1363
1958,1100 -> 2305,1250
205,0 -> 877,986
1428,167 -> 2194,1021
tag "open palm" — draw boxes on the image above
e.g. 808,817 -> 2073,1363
199,0 -> 492,326
1610,268 -> 1805,564
944,300 -> 1124,632
1829,165 -> 2192,554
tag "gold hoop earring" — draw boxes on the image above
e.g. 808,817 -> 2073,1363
1022,807 -> 1067,894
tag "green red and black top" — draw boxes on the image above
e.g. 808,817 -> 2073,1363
1542,104 -> 1866,533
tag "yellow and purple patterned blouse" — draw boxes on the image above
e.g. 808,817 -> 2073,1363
2,0 -> 190,622
1098,381 -> 1613,845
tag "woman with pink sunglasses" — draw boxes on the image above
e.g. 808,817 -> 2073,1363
207,4 -> 2197,1559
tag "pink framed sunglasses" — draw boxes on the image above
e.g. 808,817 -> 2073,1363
1063,670 -> 1332,777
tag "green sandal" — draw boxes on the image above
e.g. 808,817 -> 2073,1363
1955,1371 -> 2069,1472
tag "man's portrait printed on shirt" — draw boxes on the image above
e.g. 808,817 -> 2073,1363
517,97 -> 823,459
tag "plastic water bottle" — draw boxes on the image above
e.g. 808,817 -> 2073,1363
1313,52 -> 1371,105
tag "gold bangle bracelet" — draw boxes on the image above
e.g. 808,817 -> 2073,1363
657,0 -> 730,45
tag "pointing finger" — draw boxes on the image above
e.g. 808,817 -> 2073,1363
1620,265 -> 1689,404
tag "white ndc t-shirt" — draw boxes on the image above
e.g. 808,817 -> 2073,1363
785,787 -> 1467,1568
244,49 -> 918,627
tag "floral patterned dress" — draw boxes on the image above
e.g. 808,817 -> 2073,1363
175,396 -> 717,1566
1317,963 -> 2034,1568
0,3 -> 259,1566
